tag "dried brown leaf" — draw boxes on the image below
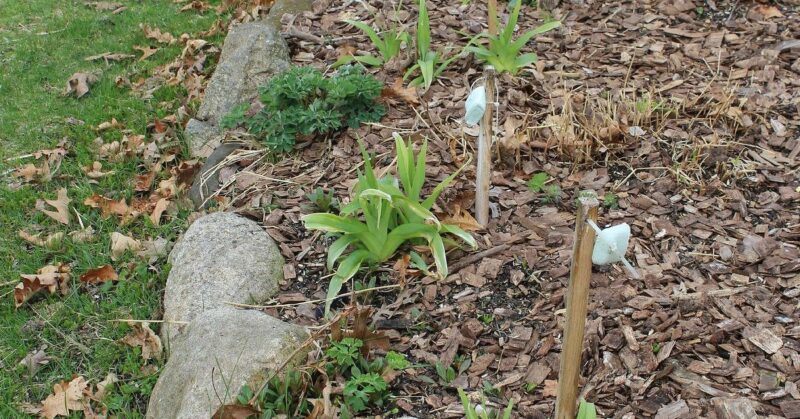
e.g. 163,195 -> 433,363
65,72 -> 97,98
41,376 -> 90,419
14,264 -> 71,308
37,188 -> 71,225
120,322 -> 162,360
382,78 -> 419,105
79,265 -> 119,284
18,230 -> 64,249
150,198 -> 170,226
83,161 -> 114,178
84,52 -> 135,62
84,195 -> 130,219
110,232 -> 141,261
133,45 -> 159,61
142,25 -> 176,44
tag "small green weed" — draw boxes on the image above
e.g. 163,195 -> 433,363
527,172 -> 560,204
228,65 -> 385,153
458,387 -> 514,419
466,1 -> 560,75
236,370 -> 312,417
338,16 -> 410,67
306,187 -> 339,213
602,191 -> 619,209
526,172 -> 549,192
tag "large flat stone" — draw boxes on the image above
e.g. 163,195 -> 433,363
146,307 -> 308,419
162,212 -> 283,345
186,21 -> 290,157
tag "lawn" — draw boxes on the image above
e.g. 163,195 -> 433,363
0,1 -> 219,415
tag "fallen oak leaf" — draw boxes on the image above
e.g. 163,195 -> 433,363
440,205 -> 483,232
180,0 -> 211,13
14,264 -> 71,308
65,72 -> 98,98
12,163 -> 50,183
18,230 -> 64,249
83,161 -> 115,179
120,322 -> 162,360
37,188 -> 71,225
133,45 -> 159,61
142,25 -> 176,44
69,227 -> 96,243
751,5 -> 783,19
96,117 -> 123,131
84,195 -> 130,218
41,376 -> 90,419
79,265 -> 118,285
150,198 -> 170,226
92,373 -> 118,401
136,237 -> 171,263
18,345 -> 51,377
382,78 -> 419,105
110,232 -> 141,261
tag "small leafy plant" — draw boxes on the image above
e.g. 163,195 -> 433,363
526,172 -> 549,192
602,191 -> 619,209
405,0 -> 462,89
466,0 -> 561,75
338,18 -> 410,67
303,134 -> 477,315
458,388 -> 514,419
307,187 -> 339,213
236,369 -> 312,417
226,65 -> 385,153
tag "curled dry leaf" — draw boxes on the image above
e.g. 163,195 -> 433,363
84,195 -> 130,219
110,232 -> 141,261
440,205 -> 483,232
19,230 -> 64,249
137,237 -> 171,263
150,198 -> 170,226
180,0 -> 211,13
79,265 -> 119,284
12,161 -> 51,183
65,72 -> 98,98
83,161 -> 115,179
37,188 -> 71,225
142,25 -> 176,44
751,5 -> 783,19
382,78 -> 419,105
84,52 -> 135,62
212,404 -> 260,419
69,227 -> 96,243
93,373 -> 118,401
134,45 -> 159,61
96,117 -> 123,131
14,264 -> 71,308
18,345 -> 51,376
41,376 -> 90,419
120,322 -> 163,360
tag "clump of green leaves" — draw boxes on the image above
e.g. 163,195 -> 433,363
602,191 -> 619,209
237,370 -> 312,418
458,388 -> 514,419
227,65 -> 385,153
307,187 -> 339,213
466,0 -> 561,75
338,18 -> 410,67
405,0 -> 462,89
527,172 -> 560,204
303,134 -> 477,315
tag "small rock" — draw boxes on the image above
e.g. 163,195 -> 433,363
146,307 -> 308,419
162,212 -> 284,344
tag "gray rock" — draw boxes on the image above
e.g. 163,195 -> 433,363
188,143 -> 244,209
146,307 -> 308,419
162,212 -> 283,345
186,21 -> 290,157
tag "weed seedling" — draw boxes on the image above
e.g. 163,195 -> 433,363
526,172 -> 549,193
602,191 -> 619,209
307,187 -> 339,213
458,387 -> 514,419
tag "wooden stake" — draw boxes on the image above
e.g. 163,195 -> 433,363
475,66 -> 495,227
487,0 -> 498,36
555,191 -> 599,419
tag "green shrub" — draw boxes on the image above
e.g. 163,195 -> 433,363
226,65 -> 385,153
303,134 -> 477,315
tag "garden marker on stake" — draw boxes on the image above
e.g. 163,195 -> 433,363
467,66 -> 496,227
586,220 -> 640,279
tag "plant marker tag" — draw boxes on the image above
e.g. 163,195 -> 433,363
465,86 -> 486,126
587,220 -> 640,278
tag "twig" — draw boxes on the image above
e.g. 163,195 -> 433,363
449,236 -> 523,273
225,283 -> 404,310
108,319 -> 189,325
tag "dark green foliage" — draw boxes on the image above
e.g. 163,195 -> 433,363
307,187 -> 339,213
230,65 -> 385,153
237,370 -> 311,418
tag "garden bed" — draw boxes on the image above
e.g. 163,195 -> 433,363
212,0 -> 799,417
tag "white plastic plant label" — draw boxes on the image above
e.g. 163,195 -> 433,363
464,86 -> 486,126
591,223 -> 630,265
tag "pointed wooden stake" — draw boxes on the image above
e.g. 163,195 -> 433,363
475,66 -> 495,227
487,0 -> 498,36
555,191 -> 599,419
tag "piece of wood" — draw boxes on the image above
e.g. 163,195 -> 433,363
654,400 -> 690,419
554,192 -> 599,419
781,400 -> 800,419
712,397 -> 758,419
475,66 -> 495,227
487,0 -> 498,36
742,326 -> 783,354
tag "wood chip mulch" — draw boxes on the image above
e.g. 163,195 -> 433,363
211,0 -> 799,417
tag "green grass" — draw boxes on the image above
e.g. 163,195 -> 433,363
0,0 -> 221,416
